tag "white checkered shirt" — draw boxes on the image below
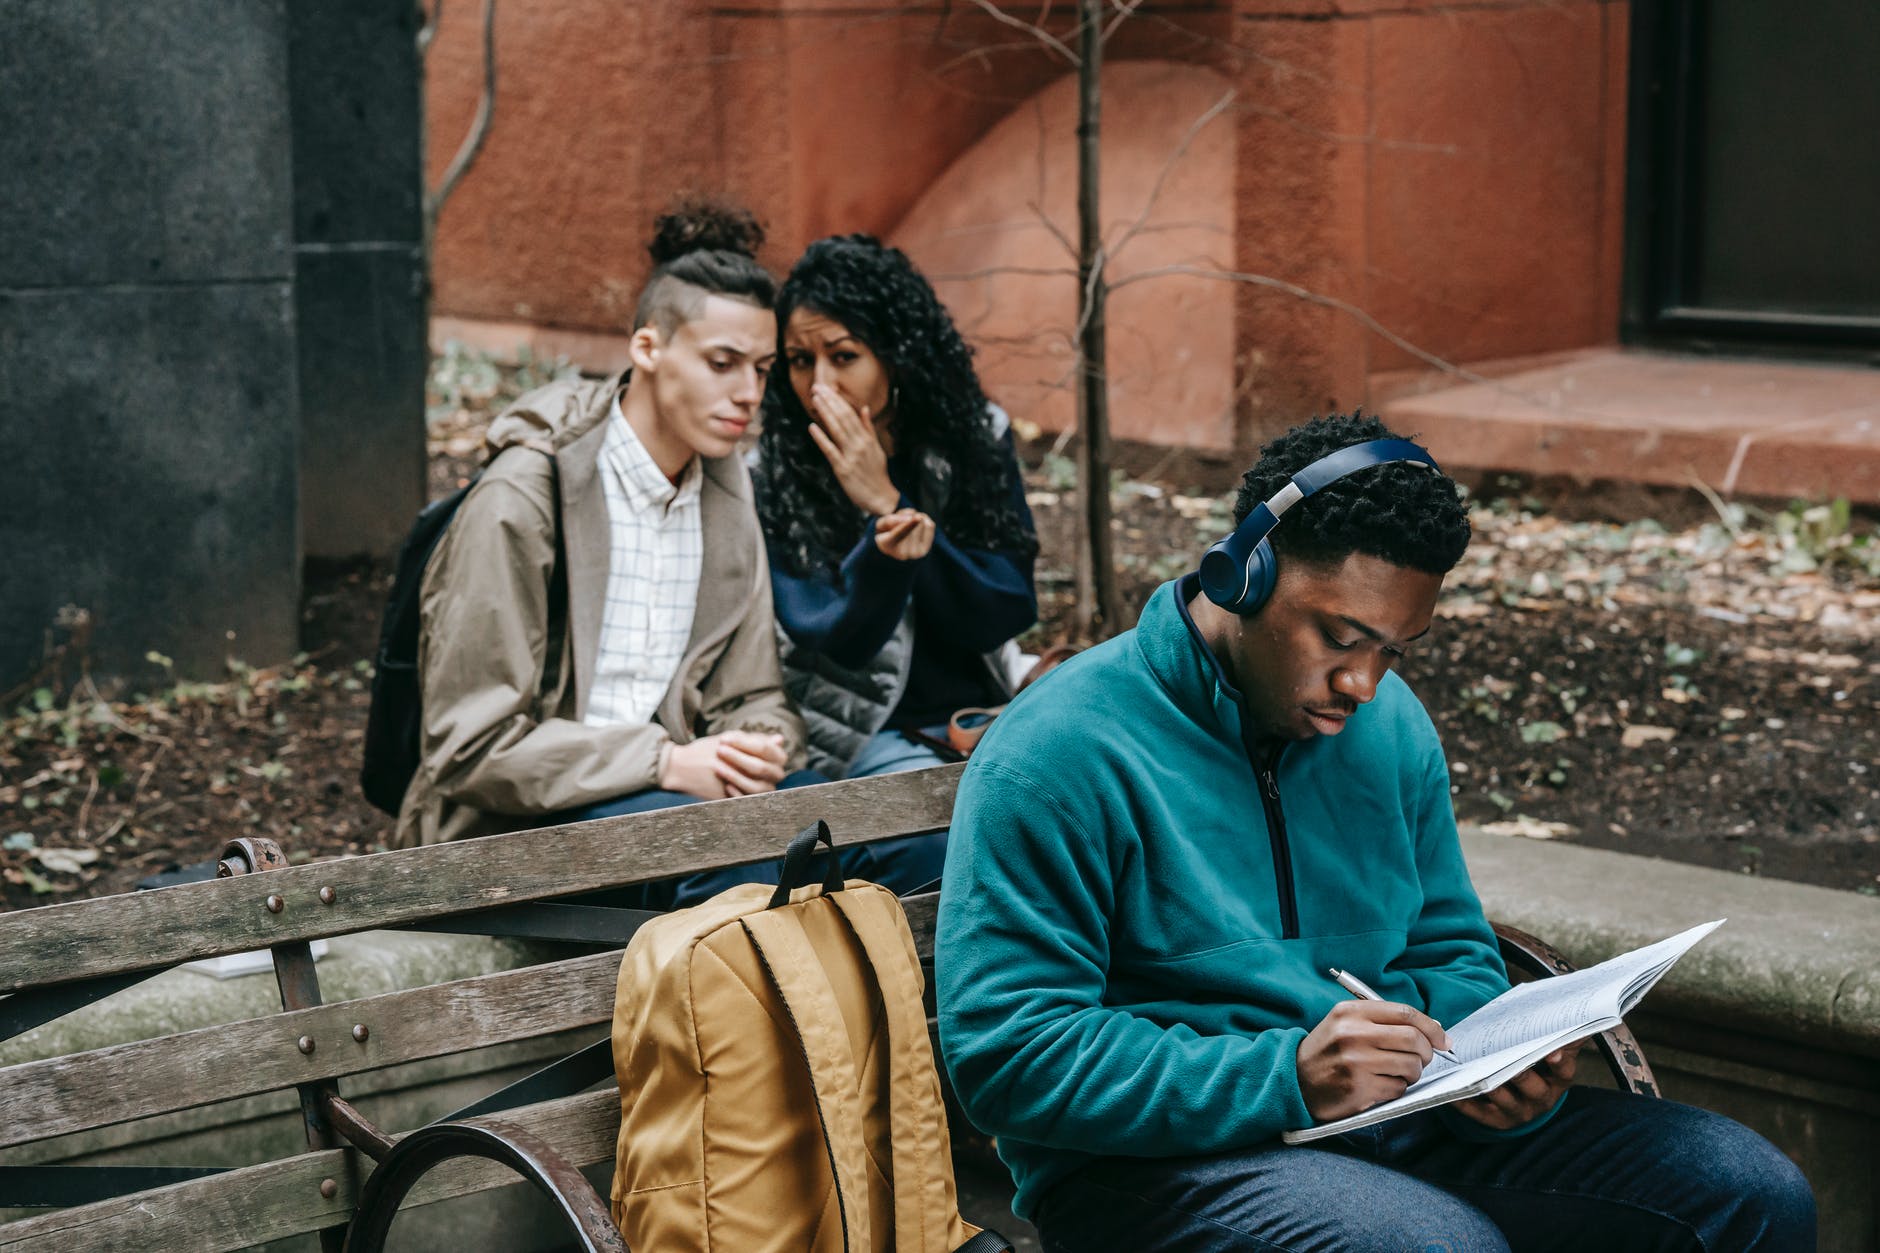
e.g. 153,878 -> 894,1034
583,400 -> 702,728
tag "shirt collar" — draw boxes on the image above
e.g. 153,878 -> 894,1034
604,392 -> 701,514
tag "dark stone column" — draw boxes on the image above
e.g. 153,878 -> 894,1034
288,0 -> 427,560
0,0 -> 301,683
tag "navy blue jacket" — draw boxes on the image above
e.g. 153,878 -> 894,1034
769,432 -> 1038,729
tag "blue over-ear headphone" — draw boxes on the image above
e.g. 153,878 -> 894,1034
1198,439 -> 1441,615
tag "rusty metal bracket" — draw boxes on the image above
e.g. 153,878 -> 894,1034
221,835 -> 353,1252
217,836 -> 291,878
1492,922 -> 1662,1098
342,1119 -> 625,1253
324,1095 -> 395,1163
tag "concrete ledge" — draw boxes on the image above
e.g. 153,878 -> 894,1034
0,932 -> 603,1252
1462,829 -> 1880,1252
1461,830 -> 1880,1059
0,930 -> 570,1068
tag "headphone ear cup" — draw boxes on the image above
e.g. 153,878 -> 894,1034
1237,538 -> 1278,616
1198,532 -> 1280,615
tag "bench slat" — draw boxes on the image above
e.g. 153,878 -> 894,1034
0,766 -> 961,995
0,952 -> 620,1151
0,1091 -> 618,1252
903,891 -> 938,961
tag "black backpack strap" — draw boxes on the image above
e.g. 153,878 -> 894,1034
359,443 -> 569,816
767,821 -> 844,909
954,1230 -> 1014,1252
536,450 -> 570,702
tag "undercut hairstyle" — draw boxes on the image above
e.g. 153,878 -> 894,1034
633,200 -> 775,336
1233,412 -> 1471,576
754,234 -> 1038,579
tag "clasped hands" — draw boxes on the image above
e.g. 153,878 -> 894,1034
804,382 -> 933,562
660,730 -> 789,800
1296,999 -> 1579,1131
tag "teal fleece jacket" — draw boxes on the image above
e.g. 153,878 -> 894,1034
935,577 -> 1511,1219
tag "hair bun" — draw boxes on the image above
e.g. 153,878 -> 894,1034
648,199 -> 766,265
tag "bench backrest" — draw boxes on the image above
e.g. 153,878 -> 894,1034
0,766 -> 962,1251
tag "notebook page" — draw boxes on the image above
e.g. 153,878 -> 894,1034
1441,919 -> 1724,1059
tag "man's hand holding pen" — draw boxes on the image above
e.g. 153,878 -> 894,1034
1296,998 -> 1453,1121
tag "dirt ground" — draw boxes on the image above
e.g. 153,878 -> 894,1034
3,373 -> 1876,909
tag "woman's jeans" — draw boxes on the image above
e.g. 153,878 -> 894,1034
846,725 -> 952,778
1034,1087 -> 1815,1252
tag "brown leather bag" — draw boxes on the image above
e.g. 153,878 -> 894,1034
610,822 -> 1011,1253
944,645 -> 1080,756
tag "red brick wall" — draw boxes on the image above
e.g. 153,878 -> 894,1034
425,0 -> 1629,445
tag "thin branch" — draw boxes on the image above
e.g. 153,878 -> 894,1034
72,674 -> 174,747
1025,98 -> 1080,261
74,769 -> 100,841
928,265 -> 1082,283
916,215 -> 1076,243
1111,263 -> 1499,385
1101,0 -> 1146,42
1072,245 -> 1106,341
968,0 -> 1080,66
1029,202 -> 1080,261
426,0 -> 497,232
930,36 -> 1053,78
1688,474 -> 1746,541
1106,88 -> 1237,261
1109,264 -> 1657,425
417,0 -> 443,55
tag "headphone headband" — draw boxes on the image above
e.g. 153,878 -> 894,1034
1198,438 -> 1440,614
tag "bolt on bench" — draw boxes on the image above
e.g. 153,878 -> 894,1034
0,763 -> 1656,1251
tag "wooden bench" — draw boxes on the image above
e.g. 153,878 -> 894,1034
0,763 -> 1657,1251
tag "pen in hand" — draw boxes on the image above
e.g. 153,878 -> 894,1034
1328,967 -> 1460,1063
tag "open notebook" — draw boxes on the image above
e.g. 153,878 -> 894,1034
1283,919 -> 1724,1144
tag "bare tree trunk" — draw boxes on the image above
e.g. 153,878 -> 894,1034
423,0 -> 497,260
1075,0 -> 1119,635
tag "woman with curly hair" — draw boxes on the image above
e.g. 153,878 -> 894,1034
753,235 -> 1040,785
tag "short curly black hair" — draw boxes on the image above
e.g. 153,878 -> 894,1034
1233,412 -> 1470,575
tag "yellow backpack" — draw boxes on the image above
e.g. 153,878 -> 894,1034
610,821 -> 1011,1253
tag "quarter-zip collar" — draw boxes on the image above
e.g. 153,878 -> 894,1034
1161,574 -> 1303,938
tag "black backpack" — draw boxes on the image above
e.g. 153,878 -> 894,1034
359,450 -> 563,815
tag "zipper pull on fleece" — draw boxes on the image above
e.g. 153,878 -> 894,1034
1258,769 -> 1280,801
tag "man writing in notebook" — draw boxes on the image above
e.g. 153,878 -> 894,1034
936,415 -> 1813,1251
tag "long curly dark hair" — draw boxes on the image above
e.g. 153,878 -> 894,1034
753,235 -> 1038,579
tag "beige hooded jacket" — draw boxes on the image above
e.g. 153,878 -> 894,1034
392,371 -> 805,847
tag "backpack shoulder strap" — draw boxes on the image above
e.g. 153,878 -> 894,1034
830,887 -> 965,1252
740,907 -> 873,1253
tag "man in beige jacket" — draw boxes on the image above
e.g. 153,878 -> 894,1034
394,211 -> 824,903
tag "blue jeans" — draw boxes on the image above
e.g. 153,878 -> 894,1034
1034,1088 -> 1814,1252
553,766 -> 946,909
846,725 -> 953,778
